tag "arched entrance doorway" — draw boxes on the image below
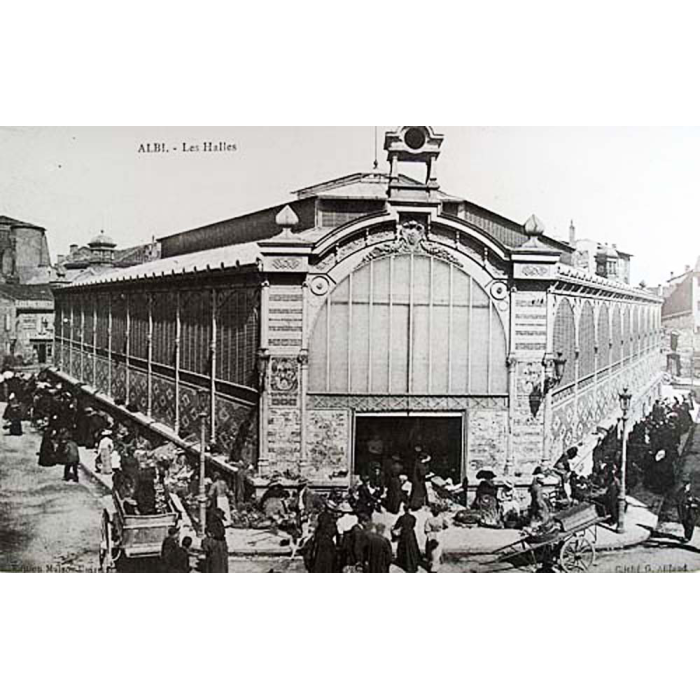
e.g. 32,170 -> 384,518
308,252 -> 508,481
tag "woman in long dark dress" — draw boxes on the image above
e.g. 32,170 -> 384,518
384,457 -> 404,515
310,507 -> 339,573
4,394 -> 23,435
38,429 -> 56,467
409,454 -> 431,511
393,502 -> 421,573
203,508 -> 229,573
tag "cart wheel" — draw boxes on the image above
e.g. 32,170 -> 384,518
559,535 -> 596,573
99,510 -> 116,573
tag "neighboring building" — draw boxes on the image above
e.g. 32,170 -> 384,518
0,215 -> 53,284
53,232 -> 160,286
661,259 -> 700,379
0,214 -> 54,365
52,126 -> 664,486
568,221 -> 632,284
0,284 -> 54,364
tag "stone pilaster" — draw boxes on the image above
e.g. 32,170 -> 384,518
509,219 -> 561,476
257,217 -> 312,477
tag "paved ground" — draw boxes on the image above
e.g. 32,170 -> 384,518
0,421 -> 106,573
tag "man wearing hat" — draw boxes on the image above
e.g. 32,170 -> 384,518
677,481 -> 700,543
60,433 -> 81,483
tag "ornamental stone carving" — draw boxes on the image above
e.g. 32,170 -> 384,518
271,257 -> 302,270
361,220 -> 462,268
521,264 -> 551,277
270,357 -> 299,392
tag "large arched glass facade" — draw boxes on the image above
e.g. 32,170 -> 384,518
309,254 -> 508,395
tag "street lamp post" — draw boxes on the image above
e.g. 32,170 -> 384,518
618,387 -> 632,533
197,391 -> 209,534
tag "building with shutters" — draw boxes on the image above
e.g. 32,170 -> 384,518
0,284 -> 54,364
51,127 -> 664,485
661,259 -> 700,380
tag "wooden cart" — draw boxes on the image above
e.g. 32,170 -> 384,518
99,492 -> 179,572
492,503 -> 606,573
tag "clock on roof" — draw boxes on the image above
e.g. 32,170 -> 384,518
384,126 -> 444,187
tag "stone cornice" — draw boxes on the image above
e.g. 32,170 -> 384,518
555,264 -> 662,303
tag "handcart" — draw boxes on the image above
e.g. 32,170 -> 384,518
99,491 -> 179,572
491,502 -> 606,573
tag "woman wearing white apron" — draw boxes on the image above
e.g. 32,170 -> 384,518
97,430 -> 114,476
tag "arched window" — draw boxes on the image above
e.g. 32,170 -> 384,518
309,254 -> 508,395
598,304 -> 610,369
611,306 -> 622,365
553,298 -> 576,387
623,306 -> 632,359
579,302 -> 595,379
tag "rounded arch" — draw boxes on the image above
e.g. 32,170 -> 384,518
553,298 -> 576,387
598,304 -> 611,369
312,212 -> 511,264
308,253 -> 508,395
579,301 -> 596,379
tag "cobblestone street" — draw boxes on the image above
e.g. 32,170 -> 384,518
0,417 -> 105,572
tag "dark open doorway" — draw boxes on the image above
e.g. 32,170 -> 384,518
354,414 -> 463,484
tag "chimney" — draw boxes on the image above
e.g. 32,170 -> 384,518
69,244 -> 78,256
569,220 -> 576,247
56,254 -> 65,265
685,264 -> 691,273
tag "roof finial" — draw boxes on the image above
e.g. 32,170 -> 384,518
524,214 -> 545,238
276,205 -> 299,237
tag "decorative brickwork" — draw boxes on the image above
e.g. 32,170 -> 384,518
151,374 -> 176,426
305,409 -> 350,479
468,408 -> 507,473
266,407 -> 301,474
215,396 -> 257,463
178,383 -> 200,439
95,356 -> 109,394
112,362 -> 126,404
128,367 -> 148,413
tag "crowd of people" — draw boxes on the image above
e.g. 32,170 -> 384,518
4,370 -> 699,572
544,395 -> 698,539
299,499 -> 449,574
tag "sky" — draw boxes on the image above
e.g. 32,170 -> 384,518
1,125 -> 698,286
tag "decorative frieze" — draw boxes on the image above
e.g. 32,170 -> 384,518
307,394 -> 507,411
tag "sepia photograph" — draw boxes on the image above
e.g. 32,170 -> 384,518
1,124 -> 699,575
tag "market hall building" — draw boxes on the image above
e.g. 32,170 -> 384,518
51,127 -> 664,487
